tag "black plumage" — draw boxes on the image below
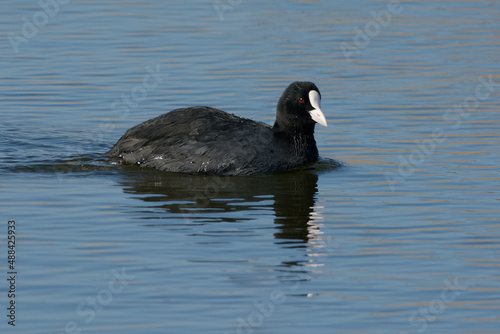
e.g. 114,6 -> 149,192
106,81 -> 328,175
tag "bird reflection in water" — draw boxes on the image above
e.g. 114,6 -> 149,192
118,168 -> 323,244
115,166 -> 341,288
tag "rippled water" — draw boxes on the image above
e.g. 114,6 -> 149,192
1,1 -> 499,333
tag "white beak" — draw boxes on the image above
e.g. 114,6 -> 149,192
308,90 -> 328,127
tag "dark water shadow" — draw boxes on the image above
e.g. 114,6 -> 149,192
116,168 -> 322,243
111,156 -> 340,241
113,163 -> 343,288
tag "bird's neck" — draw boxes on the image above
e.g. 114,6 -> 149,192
272,122 -> 318,159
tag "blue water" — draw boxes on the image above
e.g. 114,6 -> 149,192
1,1 -> 500,333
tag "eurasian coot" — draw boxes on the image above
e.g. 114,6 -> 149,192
106,81 -> 328,175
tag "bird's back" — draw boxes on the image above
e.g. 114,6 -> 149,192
107,107 -> 280,175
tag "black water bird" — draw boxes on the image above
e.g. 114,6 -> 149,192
106,81 -> 328,175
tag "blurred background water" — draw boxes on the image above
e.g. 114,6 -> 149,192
1,0 -> 499,333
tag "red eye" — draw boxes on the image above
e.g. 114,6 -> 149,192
298,98 -> 305,104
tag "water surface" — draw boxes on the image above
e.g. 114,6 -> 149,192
1,1 -> 499,333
